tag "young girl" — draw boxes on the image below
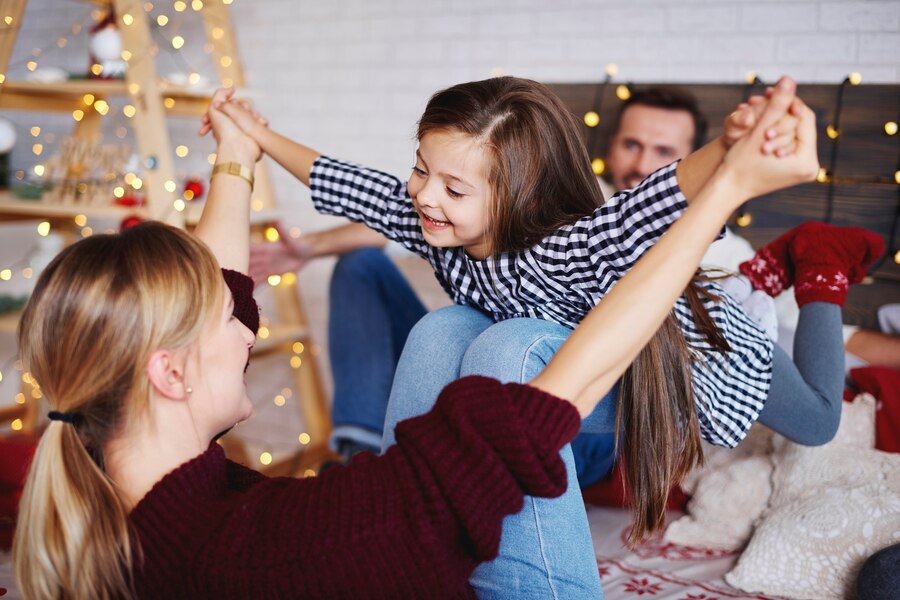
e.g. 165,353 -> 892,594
13,83 -> 818,600
220,77 -> 882,596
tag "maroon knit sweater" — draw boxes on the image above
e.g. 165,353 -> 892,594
127,270 -> 580,598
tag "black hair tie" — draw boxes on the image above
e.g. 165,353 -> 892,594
48,410 -> 80,425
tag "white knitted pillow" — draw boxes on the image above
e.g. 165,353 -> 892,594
663,424 -> 774,550
726,395 -> 900,599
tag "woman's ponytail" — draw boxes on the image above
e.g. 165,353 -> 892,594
14,422 -> 134,600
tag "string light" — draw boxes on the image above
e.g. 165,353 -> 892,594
615,84 -> 632,101
816,167 -> 829,183
174,199 -> 186,211
886,122 -> 898,136
826,124 -> 839,140
121,50 -> 132,61
10,419 -> 23,431
192,0 -> 204,10
164,97 -> 176,108
591,158 -> 605,175
273,395 -> 285,407
220,56 -> 232,68
267,274 -> 281,286
735,212 -> 753,227
0,269 -> 11,281
298,433 -> 311,445
74,214 -> 87,226
292,342 -> 305,354
33,164 -> 45,176
122,13 -> 134,26
289,227 -> 302,238
583,111 -> 600,128
258,326 -> 270,339
131,177 -> 143,190
123,104 -> 136,118
282,272 -> 297,286
157,15 -> 169,26
4,16 -> 13,25
113,186 -> 125,198
605,63 -> 618,77
848,72 -> 862,86
211,27 -> 224,40
175,145 -> 189,157
895,250 -> 900,265
174,1 -> 187,11
57,37 -> 68,48
26,60 -> 37,71
32,143 -> 42,155
37,222 -> 50,236
81,227 -> 93,238
22,267 -> 33,279
94,99 -> 109,115
164,180 -> 177,192
90,63 -> 103,76
259,452 -> 272,466
172,35 -> 185,50
264,226 -> 280,242
15,393 -> 25,405
290,356 -> 302,369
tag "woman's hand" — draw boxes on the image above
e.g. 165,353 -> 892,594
199,88 -> 262,166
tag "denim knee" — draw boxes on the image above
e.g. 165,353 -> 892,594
461,318 -> 571,383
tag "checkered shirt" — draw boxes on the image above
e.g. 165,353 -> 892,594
310,156 -> 774,447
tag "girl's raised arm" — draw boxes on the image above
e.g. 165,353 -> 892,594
532,77 -> 818,414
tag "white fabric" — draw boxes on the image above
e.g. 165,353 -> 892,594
725,395 -> 900,599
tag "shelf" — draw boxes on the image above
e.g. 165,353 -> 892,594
0,79 -> 214,117
0,190 -> 138,222
0,309 -> 21,334
252,323 -> 310,357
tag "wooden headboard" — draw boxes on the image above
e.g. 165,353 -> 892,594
545,82 -> 900,330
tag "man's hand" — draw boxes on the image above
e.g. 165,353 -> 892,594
249,223 -> 314,286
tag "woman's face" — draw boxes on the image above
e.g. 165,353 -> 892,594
187,289 -> 256,437
407,129 -> 493,259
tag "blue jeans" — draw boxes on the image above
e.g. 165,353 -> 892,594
383,305 -> 609,599
328,249 -> 427,452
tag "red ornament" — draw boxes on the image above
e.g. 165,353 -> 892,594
115,194 -> 143,207
120,215 -> 144,230
183,178 -> 205,201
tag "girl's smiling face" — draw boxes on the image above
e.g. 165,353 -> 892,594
407,129 -> 493,259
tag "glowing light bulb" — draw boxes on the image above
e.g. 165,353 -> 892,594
274,395 -> 286,407
825,125 -> 839,140
745,71 -> 757,84
267,275 -> 282,287
583,111 -> 600,128
11,419 -> 22,431
0,269 -> 11,280
292,342 -> 305,354
32,143 -> 42,155
174,199 -> 186,212
259,452 -> 272,466
298,433 -> 311,445
605,63 -> 618,77
164,180 -> 177,192
290,356 -> 302,369
74,214 -> 87,226
122,14 -> 134,25
172,36 -> 185,50
123,104 -> 136,118
175,145 -> 189,157
816,167 -> 828,183
220,56 -> 232,68
164,97 -> 176,108
736,213 -> 753,227
30,126 -> 40,137
33,164 -> 45,177
157,15 -> 168,26
264,226 -> 280,242
37,221 -> 50,236
885,121 -> 898,136
591,158 -> 605,175
81,227 -> 93,238
174,1 -> 187,11
848,72 -> 862,85
616,84 -> 631,101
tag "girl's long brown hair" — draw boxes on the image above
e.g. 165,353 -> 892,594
14,222 -> 223,599
418,77 -> 730,545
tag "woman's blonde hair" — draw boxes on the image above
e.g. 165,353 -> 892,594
13,222 -> 224,600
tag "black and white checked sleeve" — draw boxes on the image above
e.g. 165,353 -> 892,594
309,156 -> 430,256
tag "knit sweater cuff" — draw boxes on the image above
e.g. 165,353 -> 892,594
394,375 -> 580,560
221,268 -> 259,335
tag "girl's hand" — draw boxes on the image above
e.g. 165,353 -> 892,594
721,77 -> 819,201
199,88 -> 261,165
723,89 -> 799,157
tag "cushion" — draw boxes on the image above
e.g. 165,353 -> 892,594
663,423 -> 774,550
726,395 -> 900,599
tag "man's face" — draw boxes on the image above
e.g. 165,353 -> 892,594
606,104 -> 696,191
